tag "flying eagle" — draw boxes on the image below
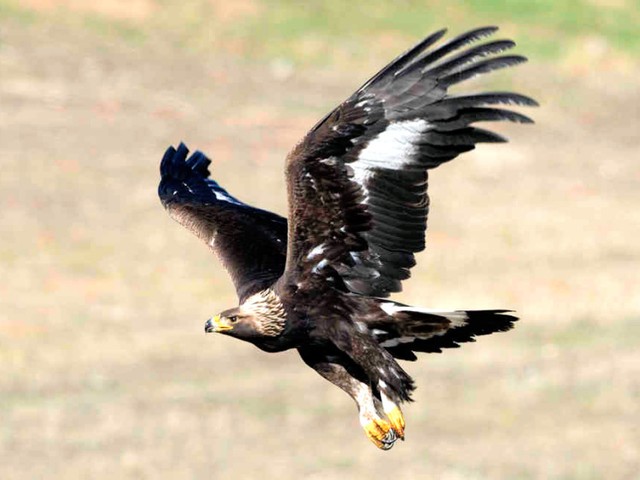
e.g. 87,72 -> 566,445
159,27 -> 535,450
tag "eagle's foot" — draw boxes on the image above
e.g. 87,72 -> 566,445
363,418 -> 397,450
385,406 -> 405,440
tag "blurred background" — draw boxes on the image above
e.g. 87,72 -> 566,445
1,1 -> 639,478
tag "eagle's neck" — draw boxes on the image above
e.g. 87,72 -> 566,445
241,289 -> 287,337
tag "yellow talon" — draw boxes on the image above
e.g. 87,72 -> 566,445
363,418 -> 397,450
386,406 -> 405,440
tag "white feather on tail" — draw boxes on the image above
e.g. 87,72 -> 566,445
374,302 -> 516,350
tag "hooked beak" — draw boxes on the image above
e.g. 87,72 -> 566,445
204,315 -> 233,333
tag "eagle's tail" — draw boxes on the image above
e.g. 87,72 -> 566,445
373,302 -> 518,361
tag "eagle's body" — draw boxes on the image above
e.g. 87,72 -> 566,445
159,27 -> 535,450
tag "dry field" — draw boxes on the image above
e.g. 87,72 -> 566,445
1,3 -> 639,479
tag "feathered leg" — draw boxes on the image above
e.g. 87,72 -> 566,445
298,346 -> 398,450
380,389 -> 406,440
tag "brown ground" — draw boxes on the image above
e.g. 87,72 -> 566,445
1,14 -> 639,480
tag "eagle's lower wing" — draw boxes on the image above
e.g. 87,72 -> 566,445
159,144 -> 287,301
284,27 -> 536,296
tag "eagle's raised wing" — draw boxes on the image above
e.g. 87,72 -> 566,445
159,144 -> 287,301
284,27 -> 537,297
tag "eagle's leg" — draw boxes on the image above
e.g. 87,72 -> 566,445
380,388 -> 405,440
354,382 -> 398,450
298,347 -> 398,450
329,326 -> 414,440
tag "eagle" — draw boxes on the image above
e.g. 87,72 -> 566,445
158,26 -> 535,450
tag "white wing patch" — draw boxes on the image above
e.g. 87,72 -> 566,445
350,119 -> 429,204
357,119 -> 428,169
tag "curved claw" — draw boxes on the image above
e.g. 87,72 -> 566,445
364,418 -> 398,450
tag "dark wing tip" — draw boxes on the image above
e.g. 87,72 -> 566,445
357,27 -> 449,92
461,25 -> 500,40
159,142 -> 216,204
160,142 -> 189,177
456,92 -> 539,108
186,150 -> 212,177
414,27 -> 449,52
507,93 -> 539,107
433,27 -> 449,38
160,142 -> 213,180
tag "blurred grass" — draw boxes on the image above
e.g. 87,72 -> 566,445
226,0 -> 640,63
515,316 -> 640,348
1,0 -> 639,66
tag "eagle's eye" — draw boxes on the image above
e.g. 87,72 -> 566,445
228,316 -> 238,324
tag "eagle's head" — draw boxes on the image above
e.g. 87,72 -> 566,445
204,289 -> 286,340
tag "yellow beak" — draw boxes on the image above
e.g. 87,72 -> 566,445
205,315 -> 233,333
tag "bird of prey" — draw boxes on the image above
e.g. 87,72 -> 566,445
159,26 -> 535,450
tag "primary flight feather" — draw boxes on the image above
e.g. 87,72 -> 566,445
159,26 -> 536,450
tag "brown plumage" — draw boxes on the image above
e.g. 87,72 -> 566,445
159,26 -> 535,450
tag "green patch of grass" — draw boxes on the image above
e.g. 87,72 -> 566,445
225,0 -> 640,65
146,0 -> 217,50
0,0 -> 36,23
462,0 -> 640,57
80,13 -> 146,45
2,0 -> 638,67
0,0 -> 145,45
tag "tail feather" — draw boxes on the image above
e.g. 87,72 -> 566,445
373,302 -> 518,360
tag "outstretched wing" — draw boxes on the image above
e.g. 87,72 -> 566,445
159,143 -> 287,301
285,27 -> 536,296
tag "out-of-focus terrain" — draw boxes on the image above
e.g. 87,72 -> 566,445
1,1 -> 638,478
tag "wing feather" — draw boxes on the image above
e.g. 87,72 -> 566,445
159,144 -> 287,301
284,27 -> 536,297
